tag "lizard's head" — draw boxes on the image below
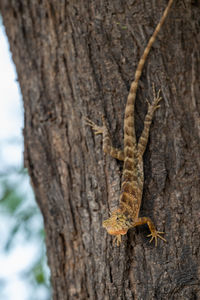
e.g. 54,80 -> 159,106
102,209 -> 133,236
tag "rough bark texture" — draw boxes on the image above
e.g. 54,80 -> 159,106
1,0 -> 200,299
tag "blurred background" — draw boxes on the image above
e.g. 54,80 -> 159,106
0,19 -> 51,300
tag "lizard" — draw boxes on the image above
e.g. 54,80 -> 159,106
86,0 -> 173,246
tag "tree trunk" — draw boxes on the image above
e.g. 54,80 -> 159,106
1,0 -> 200,299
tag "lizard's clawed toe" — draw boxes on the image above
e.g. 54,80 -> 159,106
147,231 -> 166,247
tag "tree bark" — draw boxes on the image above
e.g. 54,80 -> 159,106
1,0 -> 200,299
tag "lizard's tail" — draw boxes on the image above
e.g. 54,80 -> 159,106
124,0 -> 174,130
122,0 -> 173,187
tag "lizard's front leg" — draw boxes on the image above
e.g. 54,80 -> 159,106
85,116 -> 124,161
133,217 -> 166,246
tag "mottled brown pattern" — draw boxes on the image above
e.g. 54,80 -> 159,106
110,148 -> 124,161
86,0 -> 174,246
124,126 -> 133,136
125,148 -> 134,158
124,138 -> 134,148
124,159 -> 135,171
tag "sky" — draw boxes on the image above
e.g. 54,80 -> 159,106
0,22 -> 47,300
0,26 -> 23,167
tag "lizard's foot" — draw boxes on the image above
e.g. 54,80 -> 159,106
85,116 -> 106,135
151,83 -> 162,110
147,230 -> 166,247
113,234 -> 122,246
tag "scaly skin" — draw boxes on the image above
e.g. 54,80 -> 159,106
86,0 -> 174,246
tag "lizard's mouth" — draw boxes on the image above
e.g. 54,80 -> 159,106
102,223 -> 128,236
107,229 -> 128,236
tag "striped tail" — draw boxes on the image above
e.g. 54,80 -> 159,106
124,0 -> 174,154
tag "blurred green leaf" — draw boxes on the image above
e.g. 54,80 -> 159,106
4,223 -> 20,251
0,182 -> 23,213
21,252 -> 50,288
33,262 -> 46,285
0,164 -> 51,298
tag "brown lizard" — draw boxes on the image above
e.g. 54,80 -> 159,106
86,0 -> 173,246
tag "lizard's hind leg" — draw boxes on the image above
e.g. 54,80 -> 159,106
85,116 -> 124,161
137,84 -> 162,158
